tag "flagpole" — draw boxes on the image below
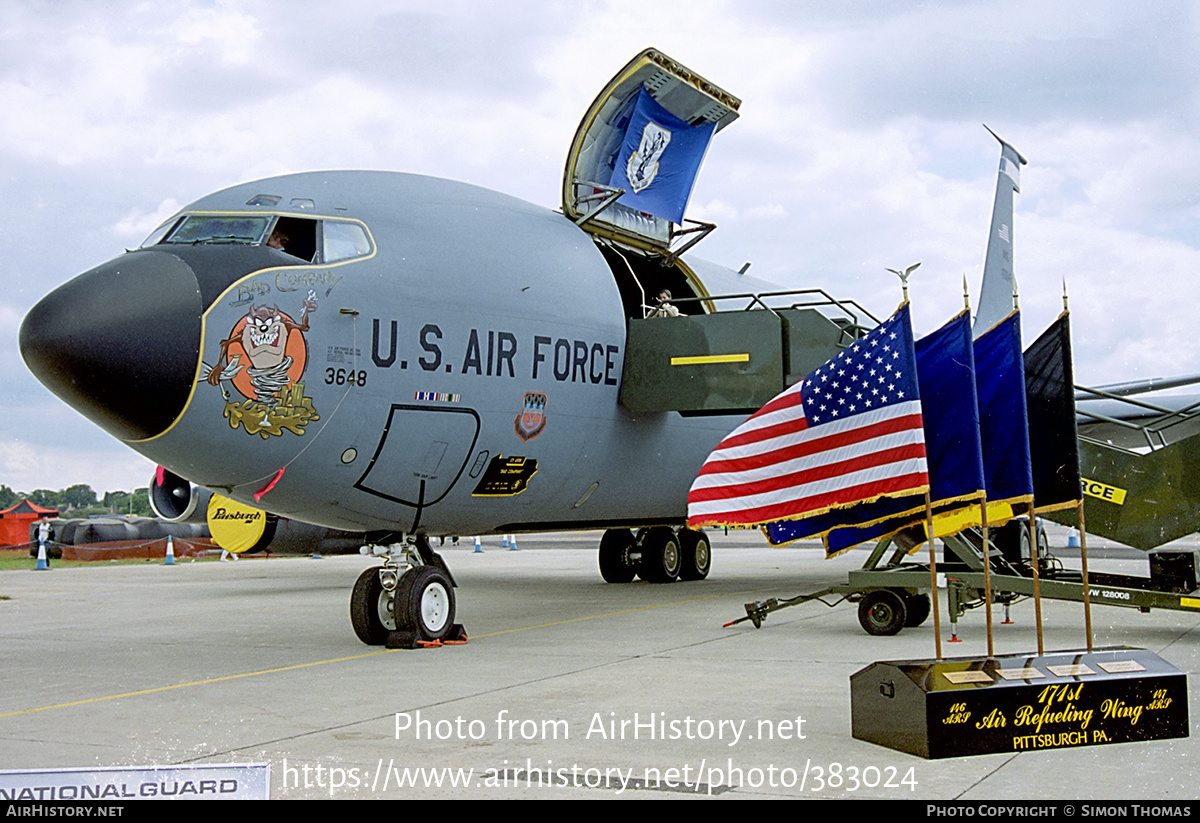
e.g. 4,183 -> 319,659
925,490 -> 942,660
1061,286 -> 1094,652
1028,501 -> 1045,655
1009,280 -> 1044,655
1010,278 -> 1043,656
1078,500 -> 1094,652
981,498 -> 994,658
891,262 -> 944,660
962,274 -> 991,658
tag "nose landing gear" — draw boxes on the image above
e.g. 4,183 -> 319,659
349,535 -> 467,647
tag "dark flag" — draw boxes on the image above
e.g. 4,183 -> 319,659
1024,312 -> 1081,512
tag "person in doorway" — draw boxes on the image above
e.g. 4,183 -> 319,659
650,289 -> 680,317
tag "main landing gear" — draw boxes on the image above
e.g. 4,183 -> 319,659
350,535 -> 466,648
597,526 -> 711,584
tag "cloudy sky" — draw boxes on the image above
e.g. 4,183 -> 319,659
3,0 -> 1199,496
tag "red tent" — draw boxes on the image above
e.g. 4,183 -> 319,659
0,499 -> 59,548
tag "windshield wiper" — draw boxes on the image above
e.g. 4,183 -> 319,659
191,235 -> 258,244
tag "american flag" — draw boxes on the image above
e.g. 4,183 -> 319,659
687,304 -> 929,528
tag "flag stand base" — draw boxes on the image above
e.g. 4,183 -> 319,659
850,647 -> 1187,759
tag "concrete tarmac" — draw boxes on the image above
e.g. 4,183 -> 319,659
1,528 -> 1197,800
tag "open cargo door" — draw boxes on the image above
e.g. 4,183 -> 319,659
563,48 -> 740,255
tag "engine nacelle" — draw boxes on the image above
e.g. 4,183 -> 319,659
149,468 -> 364,555
148,467 -> 209,523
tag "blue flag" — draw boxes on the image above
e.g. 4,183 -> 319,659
913,311 -> 986,506
1024,313 -> 1080,513
974,311 -> 1034,514
608,86 -> 716,224
766,490 -> 924,550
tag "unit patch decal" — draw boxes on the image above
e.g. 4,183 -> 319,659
471,455 -> 538,497
204,291 -> 320,439
514,392 -> 548,442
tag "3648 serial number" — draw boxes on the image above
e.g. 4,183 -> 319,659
325,368 -> 367,386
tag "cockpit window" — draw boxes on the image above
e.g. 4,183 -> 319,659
323,222 -> 371,262
139,217 -> 179,248
139,213 -> 371,263
271,216 -> 317,262
163,215 -> 271,245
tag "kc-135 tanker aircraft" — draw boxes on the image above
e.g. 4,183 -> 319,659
24,49 -> 812,645
21,49 -> 1200,646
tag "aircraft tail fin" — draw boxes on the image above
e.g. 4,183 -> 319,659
972,126 -> 1027,336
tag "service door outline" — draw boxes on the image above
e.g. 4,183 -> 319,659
354,404 -> 481,507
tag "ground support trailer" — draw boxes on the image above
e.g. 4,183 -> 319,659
729,526 -> 1200,636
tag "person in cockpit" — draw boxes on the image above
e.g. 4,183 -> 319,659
266,229 -> 289,251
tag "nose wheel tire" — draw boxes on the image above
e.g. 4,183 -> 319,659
393,566 -> 456,641
678,528 -> 711,581
350,567 -> 396,646
598,528 -> 637,583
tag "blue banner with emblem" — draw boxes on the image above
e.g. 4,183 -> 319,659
608,86 -> 716,224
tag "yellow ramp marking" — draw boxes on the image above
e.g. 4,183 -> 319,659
670,353 -> 750,366
0,652 -> 392,718
0,593 -> 729,718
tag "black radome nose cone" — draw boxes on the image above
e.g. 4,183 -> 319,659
20,249 -> 203,441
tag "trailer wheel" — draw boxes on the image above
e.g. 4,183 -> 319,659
858,589 -> 908,636
995,521 -> 1028,565
904,593 -> 931,627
